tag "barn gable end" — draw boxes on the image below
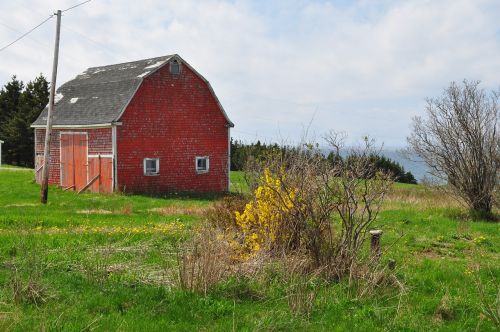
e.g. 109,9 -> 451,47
116,57 -> 230,193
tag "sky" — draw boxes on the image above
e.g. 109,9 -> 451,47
0,0 -> 499,147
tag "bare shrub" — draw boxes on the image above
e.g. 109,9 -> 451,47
178,226 -> 232,295
240,133 -> 394,279
407,80 -> 499,220
326,135 -> 394,278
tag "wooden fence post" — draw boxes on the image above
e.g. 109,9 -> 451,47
369,230 -> 383,261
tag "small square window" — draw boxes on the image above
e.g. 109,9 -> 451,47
144,158 -> 159,176
195,156 -> 209,173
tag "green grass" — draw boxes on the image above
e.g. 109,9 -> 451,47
0,169 -> 498,331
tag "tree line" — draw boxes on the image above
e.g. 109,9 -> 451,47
230,139 -> 417,184
0,75 -> 49,167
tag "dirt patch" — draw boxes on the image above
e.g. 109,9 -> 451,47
93,244 -> 152,255
76,209 -> 113,214
79,258 -> 174,287
4,203 -> 38,207
149,206 -> 208,216
417,248 -> 442,260
105,263 -> 130,274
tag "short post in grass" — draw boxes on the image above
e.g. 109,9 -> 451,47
369,230 -> 383,262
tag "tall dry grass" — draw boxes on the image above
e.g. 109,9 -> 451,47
177,227 -> 232,295
385,186 -> 461,210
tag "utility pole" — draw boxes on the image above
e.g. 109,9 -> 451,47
40,10 -> 61,204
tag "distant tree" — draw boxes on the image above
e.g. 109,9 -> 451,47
407,80 -> 499,220
231,138 -> 417,184
343,153 -> 417,184
0,76 -> 23,128
0,75 -> 49,167
372,155 -> 417,184
231,138 -> 250,171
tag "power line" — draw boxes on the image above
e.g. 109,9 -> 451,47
0,20 -> 51,49
0,19 -> 95,67
62,0 -> 93,13
0,15 -> 54,52
0,0 -> 92,53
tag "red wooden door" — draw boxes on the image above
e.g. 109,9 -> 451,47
73,134 -> 88,191
100,157 -> 113,193
88,156 -> 113,193
60,134 -> 74,189
60,133 -> 87,191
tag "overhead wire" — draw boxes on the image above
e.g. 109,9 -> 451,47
0,20 -> 51,49
62,0 -> 92,13
0,0 -> 92,53
0,15 -> 54,52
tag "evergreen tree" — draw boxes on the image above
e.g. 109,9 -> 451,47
0,75 -> 49,166
0,76 -> 23,128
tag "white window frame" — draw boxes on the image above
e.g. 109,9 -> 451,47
195,156 -> 209,174
144,158 -> 160,176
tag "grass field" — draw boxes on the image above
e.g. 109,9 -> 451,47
0,169 -> 498,331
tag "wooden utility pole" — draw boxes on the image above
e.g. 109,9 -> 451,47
40,10 -> 61,204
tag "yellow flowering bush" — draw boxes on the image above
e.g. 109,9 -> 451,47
234,168 -> 297,259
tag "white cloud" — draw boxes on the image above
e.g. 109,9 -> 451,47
0,0 -> 499,146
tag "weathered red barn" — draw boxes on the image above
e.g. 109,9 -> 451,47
32,54 -> 233,193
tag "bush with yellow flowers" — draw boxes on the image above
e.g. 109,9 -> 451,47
233,168 -> 297,259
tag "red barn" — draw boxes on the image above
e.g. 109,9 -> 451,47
32,54 -> 233,194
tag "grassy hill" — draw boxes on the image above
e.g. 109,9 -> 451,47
0,169 -> 497,331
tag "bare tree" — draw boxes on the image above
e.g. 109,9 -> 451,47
407,80 -> 499,219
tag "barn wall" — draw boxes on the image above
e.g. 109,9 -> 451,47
116,62 -> 230,193
35,127 -> 112,185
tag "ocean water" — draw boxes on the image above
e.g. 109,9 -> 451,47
379,149 -> 430,182
321,148 -> 430,182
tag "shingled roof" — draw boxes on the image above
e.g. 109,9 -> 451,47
32,55 -> 233,127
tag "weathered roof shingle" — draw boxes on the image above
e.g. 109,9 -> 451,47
32,55 -> 174,126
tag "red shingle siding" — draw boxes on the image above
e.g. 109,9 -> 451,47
116,63 -> 229,193
35,127 -> 112,185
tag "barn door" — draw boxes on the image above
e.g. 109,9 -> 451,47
60,134 -> 75,189
60,133 -> 88,191
73,134 -> 88,191
88,155 -> 113,193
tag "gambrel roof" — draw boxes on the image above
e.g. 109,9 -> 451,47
32,54 -> 233,127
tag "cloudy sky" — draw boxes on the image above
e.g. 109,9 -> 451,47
0,0 -> 499,147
